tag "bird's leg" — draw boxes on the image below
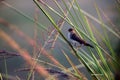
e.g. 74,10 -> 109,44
74,43 -> 77,47
71,42 -> 74,46
76,44 -> 82,50
76,44 -> 82,48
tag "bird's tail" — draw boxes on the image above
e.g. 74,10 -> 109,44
84,43 -> 94,48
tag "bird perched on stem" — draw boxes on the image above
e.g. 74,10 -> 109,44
68,28 -> 94,48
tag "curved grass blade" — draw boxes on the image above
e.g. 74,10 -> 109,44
72,1 -> 120,39
62,50 -> 87,80
33,1 -> 104,79
1,1 -> 47,31
33,0 -> 76,54
0,73 -> 3,80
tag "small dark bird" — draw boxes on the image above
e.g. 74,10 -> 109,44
68,28 -> 94,48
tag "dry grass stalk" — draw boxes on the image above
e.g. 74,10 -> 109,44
0,29 -> 50,78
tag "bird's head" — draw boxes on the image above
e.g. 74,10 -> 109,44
68,28 -> 74,33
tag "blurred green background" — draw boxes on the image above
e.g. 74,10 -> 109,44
0,0 -> 120,80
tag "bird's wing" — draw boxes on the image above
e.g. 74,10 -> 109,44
70,33 -> 80,41
70,33 -> 85,44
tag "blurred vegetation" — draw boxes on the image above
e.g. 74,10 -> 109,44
0,0 -> 120,80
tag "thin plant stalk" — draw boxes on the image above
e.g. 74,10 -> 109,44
0,73 -> 3,80
0,29 -> 51,79
4,56 -> 8,80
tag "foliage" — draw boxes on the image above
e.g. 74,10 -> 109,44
0,0 -> 120,80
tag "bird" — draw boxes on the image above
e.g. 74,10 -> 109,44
68,28 -> 94,48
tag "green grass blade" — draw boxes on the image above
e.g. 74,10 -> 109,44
33,0 -> 76,54
95,3 -> 113,79
61,50 -> 83,80
61,0 -> 78,27
33,1 -> 99,79
0,73 -> 3,80
72,1 -> 120,39
2,1 -> 47,31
